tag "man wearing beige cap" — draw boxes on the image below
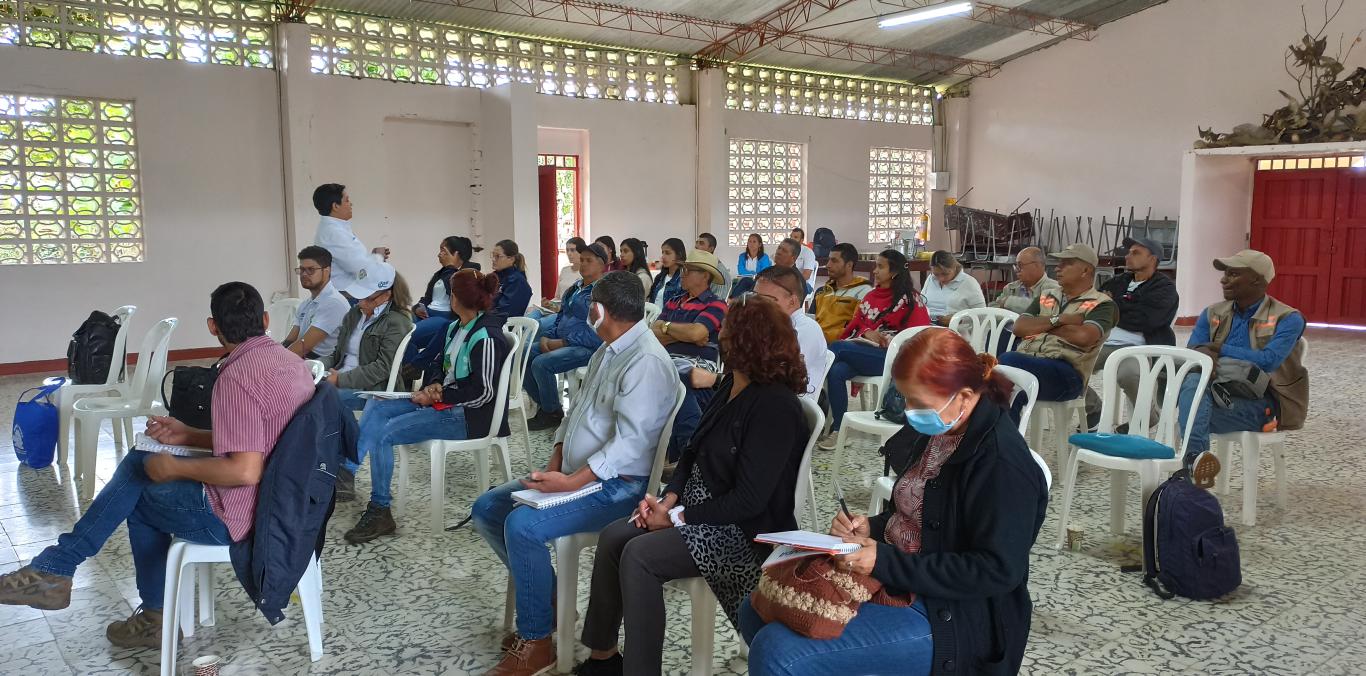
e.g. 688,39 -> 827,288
1001,243 -> 1118,407
1177,249 -> 1307,487
651,249 -> 729,461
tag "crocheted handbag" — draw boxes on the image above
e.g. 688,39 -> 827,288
750,555 -> 881,640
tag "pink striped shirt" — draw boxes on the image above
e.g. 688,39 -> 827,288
207,335 -> 314,541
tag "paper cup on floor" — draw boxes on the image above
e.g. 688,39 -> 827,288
1065,525 -> 1084,552
192,655 -> 222,676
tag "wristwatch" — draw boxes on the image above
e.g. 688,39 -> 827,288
1049,315 -> 1061,327
668,506 -> 686,527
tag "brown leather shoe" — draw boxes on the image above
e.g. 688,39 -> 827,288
106,606 -> 164,649
501,632 -> 518,653
0,566 -> 72,610
1191,451 -> 1221,490
484,636 -> 554,676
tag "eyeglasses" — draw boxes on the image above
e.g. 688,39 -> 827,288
294,266 -> 324,275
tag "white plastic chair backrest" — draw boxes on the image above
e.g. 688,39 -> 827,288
873,326 -> 943,400
647,380 -> 688,491
470,332 -> 520,444
265,297 -> 303,341
131,318 -> 178,409
948,307 -> 1019,354
304,359 -> 326,384
643,302 -> 662,325
384,327 -> 416,392
793,396 -> 826,525
994,365 -> 1038,438
505,317 -> 539,401
1100,346 -> 1213,453
102,305 -> 137,387
1030,448 -> 1052,489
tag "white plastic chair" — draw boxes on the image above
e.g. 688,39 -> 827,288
1211,336 -> 1308,526
948,307 -> 1019,354
159,540 -> 322,676
643,302 -> 662,325
264,297 -> 303,341
500,380 -> 686,673
384,326 -> 416,392
670,396 -> 826,676
395,332 -> 521,532
72,318 -> 177,500
1054,346 -> 1213,548
866,363 -> 1040,514
832,326 -> 941,495
504,317 -> 539,471
51,305 -> 136,467
1027,397 -> 1087,472
305,359 -> 326,384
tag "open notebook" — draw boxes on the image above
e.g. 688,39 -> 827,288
754,530 -> 861,555
133,433 -> 212,457
511,482 -> 603,509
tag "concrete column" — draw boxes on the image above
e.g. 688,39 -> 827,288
933,95 -> 970,251
694,67 -> 729,246
275,22 -> 314,296
478,82 -> 541,293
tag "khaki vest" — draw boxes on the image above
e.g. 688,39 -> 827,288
1206,296 -> 1309,431
1016,288 -> 1114,386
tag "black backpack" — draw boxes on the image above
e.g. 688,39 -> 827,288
162,360 -> 222,430
1140,470 -> 1242,600
813,228 -> 837,258
67,311 -> 123,385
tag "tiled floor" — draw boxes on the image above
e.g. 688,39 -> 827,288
1,328 -> 1363,675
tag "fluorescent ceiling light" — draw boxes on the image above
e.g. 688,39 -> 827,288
878,1 -> 974,28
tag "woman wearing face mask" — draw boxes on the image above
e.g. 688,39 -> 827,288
647,238 -> 687,307
740,328 -> 1048,676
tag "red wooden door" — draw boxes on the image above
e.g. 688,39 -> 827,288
1250,168 -> 1338,321
1328,169 -> 1366,323
538,165 -> 558,300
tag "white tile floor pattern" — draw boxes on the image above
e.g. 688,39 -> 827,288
0,328 -> 1364,675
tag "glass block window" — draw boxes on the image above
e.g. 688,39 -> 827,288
0,92 -> 144,264
0,0 -> 274,68
726,139 -> 804,248
868,147 -> 930,245
307,10 -> 680,104
725,65 -> 934,125
1256,156 -> 1365,170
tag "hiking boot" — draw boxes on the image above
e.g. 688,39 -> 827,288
336,468 -> 356,503
106,606 -> 164,649
0,566 -> 72,610
484,636 -> 554,676
572,654 -> 623,676
526,410 -> 564,432
344,502 -> 396,544
1191,451 -> 1221,490
817,431 -> 838,451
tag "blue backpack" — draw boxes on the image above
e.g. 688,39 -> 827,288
1141,471 -> 1241,600
13,379 -> 65,469
812,228 -> 837,259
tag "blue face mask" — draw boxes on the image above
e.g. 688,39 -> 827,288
905,393 -> 963,436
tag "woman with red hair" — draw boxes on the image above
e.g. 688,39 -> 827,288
574,294 -> 810,676
740,328 -> 1048,676
344,269 -> 513,544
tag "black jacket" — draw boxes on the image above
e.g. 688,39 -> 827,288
1101,271 -> 1178,346
415,262 -> 482,312
230,382 -> 359,624
872,399 -> 1048,676
663,378 -> 807,539
421,312 -> 512,438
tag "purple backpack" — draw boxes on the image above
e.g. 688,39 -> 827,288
1141,471 -> 1241,600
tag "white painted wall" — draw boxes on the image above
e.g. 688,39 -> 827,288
0,48 -> 286,363
959,0 -> 1366,225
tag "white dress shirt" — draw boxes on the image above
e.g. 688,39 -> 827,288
314,215 -> 383,293
791,308 -> 828,404
796,245 -> 819,281
293,282 -> 350,358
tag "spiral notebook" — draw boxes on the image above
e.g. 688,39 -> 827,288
511,482 -> 603,509
133,433 -> 213,457
754,530 -> 861,555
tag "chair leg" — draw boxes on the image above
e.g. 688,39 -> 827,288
431,448 -> 447,533
689,588 -> 717,676
1054,452 -> 1081,549
1109,471 -> 1128,537
57,389 -> 72,468
494,440 -> 513,484
519,404 -> 533,474
123,418 -> 136,454
1213,438 -> 1232,495
112,416 -> 125,455
1242,438 -> 1261,527
395,446 -> 409,517
554,541 -> 580,674
805,473 -> 818,532
1138,464 -> 1162,513
475,446 -> 491,495
298,556 -> 325,662
502,577 -> 516,633
178,564 -> 196,638
830,425 -> 850,496
1272,441 -> 1288,512
160,544 -> 187,676
75,416 -> 101,501
197,563 -> 216,628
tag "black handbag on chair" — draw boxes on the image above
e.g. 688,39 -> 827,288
162,359 -> 222,430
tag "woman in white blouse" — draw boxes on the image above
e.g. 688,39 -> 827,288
923,250 -> 986,326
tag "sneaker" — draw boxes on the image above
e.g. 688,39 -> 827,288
336,468 -> 356,503
106,606 -> 164,649
344,502 -> 397,544
572,654 -> 624,676
1191,451 -> 1221,489
526,410 -> 564,432
817,431 -> 838,451
0,566 -> 72,610
484,636 -> 554,676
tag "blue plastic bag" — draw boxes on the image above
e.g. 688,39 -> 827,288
13,378 -> 64,469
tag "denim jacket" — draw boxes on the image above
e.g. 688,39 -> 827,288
549,279 -> 604,350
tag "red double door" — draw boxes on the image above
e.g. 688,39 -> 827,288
1250,166 -> 1366,324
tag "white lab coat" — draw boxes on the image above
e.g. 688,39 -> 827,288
314,216 -> 384,292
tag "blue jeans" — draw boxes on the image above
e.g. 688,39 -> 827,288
472,475 -> 646,640
739,596 -> 932,676
998,352 -> 1084,418
358,399 -> 468,507
669,372 -> 715,462
31,451 -> 231,609
338,389 -> 369,474
523,343 -> 594,415
826,340 -> 889,431
1176,373 -> 1275,462
404,310 -> 456,369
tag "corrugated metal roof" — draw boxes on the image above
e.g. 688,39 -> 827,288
317,0 -> 1169,85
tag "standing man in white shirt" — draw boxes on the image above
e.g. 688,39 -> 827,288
281,245 -> 351,359
790,227 -> 819,287
312,183 -> 390,297
473,271 -> 675,676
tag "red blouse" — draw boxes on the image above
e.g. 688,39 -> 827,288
837,286 -> 931,341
